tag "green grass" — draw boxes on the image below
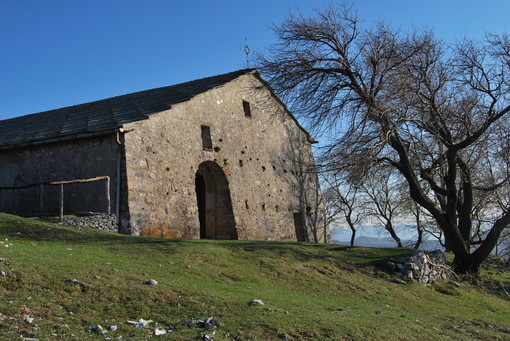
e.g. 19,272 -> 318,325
0,213 -> 509,340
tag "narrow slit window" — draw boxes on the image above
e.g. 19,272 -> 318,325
243,100 -> 252,118
201,125 -> 213,150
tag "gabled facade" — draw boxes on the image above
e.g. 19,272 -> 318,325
0,70 -> 328,242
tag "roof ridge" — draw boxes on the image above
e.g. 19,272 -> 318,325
0,69 -> 255,122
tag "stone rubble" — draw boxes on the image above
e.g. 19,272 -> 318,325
68,279 -> 90,288
386,250 -> 451,284
154,327 -> 168,336
23,315 -> 34,324
184,317 -> 220,329
332,309 -> 348,315
199,330 -> 216,341
89,325 -> 107,335
126,318 -> 153,328
248,299 -> 264,306
392,278 -> 407,285
58,214 -> 117,233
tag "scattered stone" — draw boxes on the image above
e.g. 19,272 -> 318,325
448,280 -> 461,288
154,327 -> 167,336
199,331 -> 215,341
332,309 -> 348,315
0,271 -> 6,276
393,278 -> 407,285
145,279 -> 158,285
0,258 -> 5,263
90,325 -> 106,335
204,317 -> 220,329
126,318 -> 153,328
23,315 -> 34,324
184,319 -> 202,327
184,317 -> 220,330
375,311 -> 382,315
22,338 -> 39,341
248,299 -> 264,306
109,325 -> 117,331
68,279 -> 90,288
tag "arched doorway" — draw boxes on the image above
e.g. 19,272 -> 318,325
195,161 -> 238,239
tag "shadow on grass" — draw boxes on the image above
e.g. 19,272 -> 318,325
0,213 -> 415,266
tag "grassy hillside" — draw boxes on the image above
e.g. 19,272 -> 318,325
0,213 -> 509,340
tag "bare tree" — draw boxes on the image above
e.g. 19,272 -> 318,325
257,4 -> 510,274
361,166 -> 406,247
409,203 -> 424,250
322,172 -> 364,246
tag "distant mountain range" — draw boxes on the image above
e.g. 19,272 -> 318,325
332,235 -> 443,251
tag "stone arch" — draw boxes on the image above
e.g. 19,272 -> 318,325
195,161 -> 238,239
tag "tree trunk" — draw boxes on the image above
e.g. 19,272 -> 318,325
413,226 -> 423,250
453,254 -> 481,275
386,221 -> 403,248
413,208 -> 423,249
349,226 -> 356,246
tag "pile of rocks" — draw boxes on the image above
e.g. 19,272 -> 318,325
386,250 -> 451,284
59,214 -> 117,233
482,254 -> 510,272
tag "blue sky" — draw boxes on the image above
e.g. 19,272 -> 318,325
1,0 -> 509,121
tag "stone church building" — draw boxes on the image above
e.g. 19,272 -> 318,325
0,69 -> 328,242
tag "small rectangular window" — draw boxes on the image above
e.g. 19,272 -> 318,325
243,100 -> 252,118
201,125 -> 212,150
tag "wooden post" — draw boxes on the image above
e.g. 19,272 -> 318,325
39,183 -> 44,215
105,177 -> 111,215
59,183 -> 64,221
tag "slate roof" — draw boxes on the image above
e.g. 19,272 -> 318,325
0,69 -> 255,149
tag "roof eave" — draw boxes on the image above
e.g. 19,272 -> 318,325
0,127 -> 124,151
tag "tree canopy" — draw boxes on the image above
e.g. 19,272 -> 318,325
257,4 -> 510,274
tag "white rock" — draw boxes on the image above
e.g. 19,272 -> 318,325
248,299 -> 264,306
128,318 -> 153,328
23,315 -> 34,324
154,327 -> 167,335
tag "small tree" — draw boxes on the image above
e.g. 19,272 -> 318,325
257,4 -> 510,274
322,172 -> 364,246
361,166 -> 406,247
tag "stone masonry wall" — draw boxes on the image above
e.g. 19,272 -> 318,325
121,73 -> 326,241
0,136 -> 120,218
59,214 -> 117,233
